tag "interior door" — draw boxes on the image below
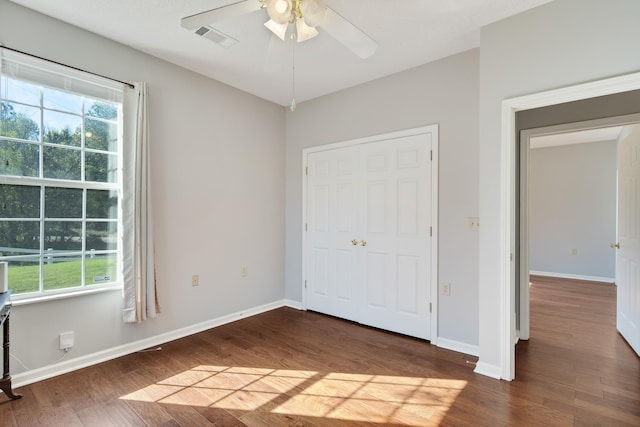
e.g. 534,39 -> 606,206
305,146 -> 360,322
616,124 -> 640,356
304,132 -> 433,340
358,135 -> 432,339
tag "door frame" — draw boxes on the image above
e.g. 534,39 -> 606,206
500,72 -> 640,380
301,124 -> 439,344
518,114 -> 640,342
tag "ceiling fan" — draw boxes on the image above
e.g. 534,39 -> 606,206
181,0 -> 378,59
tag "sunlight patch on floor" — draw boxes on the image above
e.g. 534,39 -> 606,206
119,365 -> 467,425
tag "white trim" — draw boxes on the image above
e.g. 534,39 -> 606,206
530,271 -> 615,284
301,125 -> 439,342
301,148 -> 308,311
283,299 -> 304,310
519,128 -> 531,341
304,125 -> 439,154
499,71 -> 640,381
474,361 -> 502,380
12,299 -> 288,389
437,338 -> 478,357
500,101 -> 516,381
430,128 -> 440,345
11,284 -> 122,306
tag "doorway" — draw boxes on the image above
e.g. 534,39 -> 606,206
499,74 -> 640,380
518,117 -> 639,343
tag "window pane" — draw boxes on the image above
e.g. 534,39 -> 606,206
87,190 -> 118,219
0,185 -> 40,218
0,140 -> 39,177
43,145 -> 81,180
86,222 -> 117,251
45,187 -> 82,218
43,110 -> 81,146
0,76 -> 41,105
86,253 -> 117,285
44,221 -> 82,252
0,101 -> 40,141
85,118 -> 118,151
0,221 -> 40,255
86,152 -> 117,183
43,87 -> 82,114
3,56 -> 123,299
43,256 -> 81,291
5,258 -> 40,295
85,100 -> 117,120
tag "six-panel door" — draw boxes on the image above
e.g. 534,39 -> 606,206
305,133 -> 432,340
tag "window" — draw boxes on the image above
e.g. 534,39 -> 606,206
0,50 -> 124,300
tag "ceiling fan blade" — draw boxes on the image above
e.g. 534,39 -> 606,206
320,7 -> 378,59
181,0 -> 262,31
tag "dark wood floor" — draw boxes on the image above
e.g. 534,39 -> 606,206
1,276 -> 638,426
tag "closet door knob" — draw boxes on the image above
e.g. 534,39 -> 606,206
360,240 -> 367,247
351,239 -> 358,246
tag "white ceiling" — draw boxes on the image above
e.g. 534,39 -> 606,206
9,0 -> 552,107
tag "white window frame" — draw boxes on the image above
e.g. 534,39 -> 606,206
0,49 -> 124,303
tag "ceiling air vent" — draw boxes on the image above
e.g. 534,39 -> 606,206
194,26 -> 238,48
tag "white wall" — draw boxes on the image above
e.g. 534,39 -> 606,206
529,141 -> 617,281
478,0 -> 640,373
285,49 -> 480,349
1,0 -> 286,375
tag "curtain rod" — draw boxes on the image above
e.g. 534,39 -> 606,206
0,45 -> 135,89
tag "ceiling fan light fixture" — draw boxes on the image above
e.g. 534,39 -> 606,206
299,0 -> 326,28
295,19 -> 319,42
264,19 -> 289,40
266,0 -> 292,25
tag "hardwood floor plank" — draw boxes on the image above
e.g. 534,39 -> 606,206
0,401 -> 19,426
192,406 -> 248,426
74,404 -> 119,427
11,407 -> 83,427
2,276 -> 638,426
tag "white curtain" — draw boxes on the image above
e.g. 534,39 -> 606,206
123,82 -> 159,323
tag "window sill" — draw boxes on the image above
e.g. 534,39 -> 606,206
11,285 -> 123,306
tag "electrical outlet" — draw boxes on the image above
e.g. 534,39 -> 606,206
468,217 -> 480,231
241,266 -> 248,277
59,331 -> 74,350
571,248 -> 577,255
442,283 -> 451,296
192,275 -> 199,286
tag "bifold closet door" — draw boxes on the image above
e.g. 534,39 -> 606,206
305,133 -> 432,340
358,135 -> 432,339
306,146 -> 361,322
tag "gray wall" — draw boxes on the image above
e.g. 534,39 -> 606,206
285,49 -> 480,348
529,141 -> 617,280
478,0 -> 640,371
1,0 -> 286,374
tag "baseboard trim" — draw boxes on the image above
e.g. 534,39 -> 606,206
283,299 -> 303,310
13,298 -> 491,388
13,299 -> 289,389
473,361 -> 502,379
437,338 -> 479,357
530,270 -> 614,284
